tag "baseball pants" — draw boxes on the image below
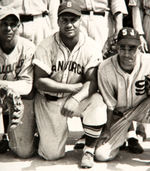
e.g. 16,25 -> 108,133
34,92 -> 107,160
8,99 -> 36,158
19,15 -> 52,46
95,97 -> 150,161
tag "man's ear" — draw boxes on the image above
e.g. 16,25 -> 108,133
17,22 -> 20,28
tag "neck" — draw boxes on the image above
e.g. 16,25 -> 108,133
60,33 -> 79,51
0,36 -> 17,54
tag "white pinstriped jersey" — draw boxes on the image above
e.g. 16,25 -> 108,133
129,0 -> 150,8
98,53 -> 150,113
33,32 -> 102,97
62,0 -> 127,15
0,36 -> 35,95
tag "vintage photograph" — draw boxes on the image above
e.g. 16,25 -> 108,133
0,0 -> 150,170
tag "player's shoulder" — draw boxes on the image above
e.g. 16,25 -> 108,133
18,36 -> 36,51
37,34 -> 55,49
99,55 -> 116,71
140,52 -> 150,64
80,32 -> 99,48
18,36 -> 34,45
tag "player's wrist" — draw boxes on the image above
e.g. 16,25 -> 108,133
71,96 -> 80,103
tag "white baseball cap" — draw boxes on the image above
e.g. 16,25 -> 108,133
0,7 -> 20,21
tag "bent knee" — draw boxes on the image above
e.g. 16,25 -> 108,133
95,148 -> 112,161
38,145 -> 65,160
95,146 -> 118,162
11,146 -> 35,159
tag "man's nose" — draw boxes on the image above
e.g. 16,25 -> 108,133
124,49 -> 130,57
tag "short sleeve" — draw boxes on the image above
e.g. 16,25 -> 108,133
32,39 -> 52,75
98,61 -> 117,110
111,0 -> 128,15
129,0 -> 141,7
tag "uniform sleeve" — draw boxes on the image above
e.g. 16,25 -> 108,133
5,41 -> 35,95
111,0 -> 128,15
32,41 -> 52,75
84,41 -> 103,74
129,0 -> 141,7
98,62 -> 117,111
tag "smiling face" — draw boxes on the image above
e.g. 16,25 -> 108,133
58,13 -> 81,39
0,15 -> 19,42
117,43 -> 139,73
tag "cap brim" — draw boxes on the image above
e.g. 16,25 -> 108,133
118,38 -> 140,46
58,9 -> 81,16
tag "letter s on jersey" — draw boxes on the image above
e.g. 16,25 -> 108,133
135,80 -> 146,96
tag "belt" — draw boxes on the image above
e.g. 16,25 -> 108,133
20,11 -> 48,22
113,110 -> 123,117
44,94 -> 59,101
81,10 -> 105,16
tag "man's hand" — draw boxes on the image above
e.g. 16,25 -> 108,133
96,126 -> 111,148
139,35 -> 148,53
72,83 -> 83,93
61,96 -> 80,118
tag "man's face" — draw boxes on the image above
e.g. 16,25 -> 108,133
117,43 -> 139,73
58,13 -> 80,39
0,15 -> 19,42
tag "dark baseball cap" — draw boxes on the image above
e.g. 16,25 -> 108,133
117,27 -> 140,46
58,1 -> 81,16
0,7 -> 20,21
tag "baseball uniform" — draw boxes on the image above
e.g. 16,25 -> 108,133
33,32 -> 107,160
62,0 -> 128,51
0,0 -> 60,45
96,52 -> 150,161
0,36 -> 36,157
129,0 -> 150,52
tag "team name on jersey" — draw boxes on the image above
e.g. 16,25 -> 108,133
0,59 -> 24,80
52,60 -> 84,75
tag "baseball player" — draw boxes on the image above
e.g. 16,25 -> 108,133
129,0 -> 149,53
95,27 -> 150,161
62,0 -> 127,52
0,8 -> 36,158
61,0 -> 128,149
33,1 -> 107,168
0,0 -> 60,46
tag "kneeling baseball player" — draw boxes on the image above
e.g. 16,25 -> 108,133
96,27 -> 150,161
33,1 -> 107,168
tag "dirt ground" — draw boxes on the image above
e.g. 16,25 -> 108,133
0,118 -> 150,171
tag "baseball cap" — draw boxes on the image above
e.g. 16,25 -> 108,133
0,7 -> 20,21
117,27 -> 140,46
58,1 -> 81,16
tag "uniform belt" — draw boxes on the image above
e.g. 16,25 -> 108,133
20,11 -> 48,22
44,94 -> 59,101
113,110 -> 123,117
81,10 -> 105,16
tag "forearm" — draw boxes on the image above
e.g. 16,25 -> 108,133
114,12 -> 123,36
72,80 -> 97,102
0,80 -> 32,95
132,6 -> 144,35
105,109 -> 114,130
35,77 -> 83,93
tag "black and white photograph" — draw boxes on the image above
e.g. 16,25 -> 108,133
0,0 -> 150,170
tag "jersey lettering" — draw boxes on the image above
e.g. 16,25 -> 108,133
135,80 -> 146,95
0,59 -> 24,79
52,61 -> 84,75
